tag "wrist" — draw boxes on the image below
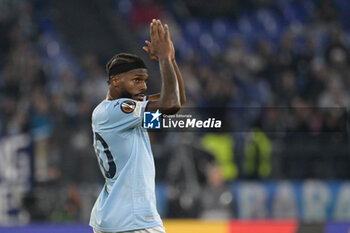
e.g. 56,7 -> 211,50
159,56 -> 172,61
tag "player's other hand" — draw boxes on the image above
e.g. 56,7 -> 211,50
143,40 -> 175,62
145,19 -> 172,60
143,40 -> 158,62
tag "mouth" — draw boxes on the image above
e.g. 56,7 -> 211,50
134,94 -> 145,101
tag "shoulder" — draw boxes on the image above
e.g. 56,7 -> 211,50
93,98 -> 144,120
92,100 -> 122,128
119,99 -> 137,114
92,101 -> 108,123
117,98 -> 150,115
93,98 -> 149,130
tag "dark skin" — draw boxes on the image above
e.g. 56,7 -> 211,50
107,68 -> 148,102
143,19 -> 186,105
107,19 -> 182,114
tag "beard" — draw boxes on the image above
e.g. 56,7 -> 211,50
119,88 -> 133,99
118,84 -> 145,101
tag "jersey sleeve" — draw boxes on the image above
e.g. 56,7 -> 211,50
108,98 -> 149,130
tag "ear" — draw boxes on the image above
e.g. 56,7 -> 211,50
110,76 -> 120,87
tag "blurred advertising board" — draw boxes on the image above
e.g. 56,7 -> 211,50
325,222 -> 350,233
0,221 -> 349,233
230,181 -> 350,221
229,220 -> 297,233
0,224 -> 89,233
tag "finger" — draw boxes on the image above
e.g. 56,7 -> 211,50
145,40 -> 152,46
145,40 -> 155,54
164,24 -> 170,40
151,21 -> 158,41
142,46 -> 149,53
156,20 -> 164,38
150,21 -> 156,40
158,19 -> 165,32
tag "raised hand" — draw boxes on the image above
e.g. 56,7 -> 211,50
144,19 -> 173,60
143,19 -> 186,107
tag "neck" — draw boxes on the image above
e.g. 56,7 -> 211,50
106,88 -> 119,101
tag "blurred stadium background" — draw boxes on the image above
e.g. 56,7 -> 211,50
1,0 -> 350,232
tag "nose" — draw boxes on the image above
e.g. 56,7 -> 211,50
140,81 -> 147,91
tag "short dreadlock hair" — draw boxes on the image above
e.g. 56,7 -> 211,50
106,53 -> 146,83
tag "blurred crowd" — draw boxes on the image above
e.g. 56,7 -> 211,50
0,0 -> 104,223
126,0 -> 350,135
0,0 -> 350,223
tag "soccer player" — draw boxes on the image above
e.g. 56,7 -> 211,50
90,19 -> 185,233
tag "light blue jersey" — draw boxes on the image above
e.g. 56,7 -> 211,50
89,98 -> 163,232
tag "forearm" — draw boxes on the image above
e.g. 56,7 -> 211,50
145,19 -> 180,113
172,59 -> 186,105
148,60 -> 185,104
148,59 -> 186,106
159,57 -> 180,111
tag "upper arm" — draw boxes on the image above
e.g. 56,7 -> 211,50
145,99 -> 180,114
147,93 -> 160,101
